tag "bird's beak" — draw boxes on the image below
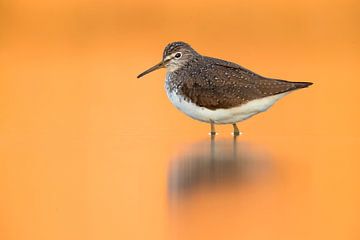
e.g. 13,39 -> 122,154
137,61 -> 166,78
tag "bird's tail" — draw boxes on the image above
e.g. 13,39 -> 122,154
293,81 -> 313,89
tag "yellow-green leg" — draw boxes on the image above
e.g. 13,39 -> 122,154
232,123 -> 240,136
210,121 -> 216,136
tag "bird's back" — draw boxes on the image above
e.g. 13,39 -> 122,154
172,56 -> 312,110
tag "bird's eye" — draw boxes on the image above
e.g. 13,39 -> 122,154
174,52 -> 182,59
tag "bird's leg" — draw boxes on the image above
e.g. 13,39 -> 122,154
210,121 -> 216,136
232,123 -> 240,136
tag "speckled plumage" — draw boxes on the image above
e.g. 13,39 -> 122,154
137,41 -> 313,133
165,42 -> 312,110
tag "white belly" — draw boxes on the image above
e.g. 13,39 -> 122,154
166,90 -> 289,124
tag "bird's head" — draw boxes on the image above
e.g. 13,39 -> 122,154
137,41 -> 198,78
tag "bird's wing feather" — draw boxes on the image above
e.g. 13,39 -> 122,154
180,57 -> 299,110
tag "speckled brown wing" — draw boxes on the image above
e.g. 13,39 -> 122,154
180,57 -> 312,110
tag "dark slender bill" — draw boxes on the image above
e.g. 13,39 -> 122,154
137,61 -> 164,78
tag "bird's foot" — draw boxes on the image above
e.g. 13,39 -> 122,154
209,131 -> 217,136
231,131 -> 242,136
232,123 -> 242,136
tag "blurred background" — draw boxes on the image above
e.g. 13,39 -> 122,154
0,0 -> 359,239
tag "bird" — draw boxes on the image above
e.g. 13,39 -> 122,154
137,41 -> 313,136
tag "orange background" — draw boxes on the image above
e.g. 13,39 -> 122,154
0,0 -> 359,240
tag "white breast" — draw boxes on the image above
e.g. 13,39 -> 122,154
166,88 -> 289,124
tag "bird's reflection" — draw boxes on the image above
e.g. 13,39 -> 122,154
168,136 -> 273,200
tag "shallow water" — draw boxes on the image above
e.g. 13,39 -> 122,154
0,0 -> 360,239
